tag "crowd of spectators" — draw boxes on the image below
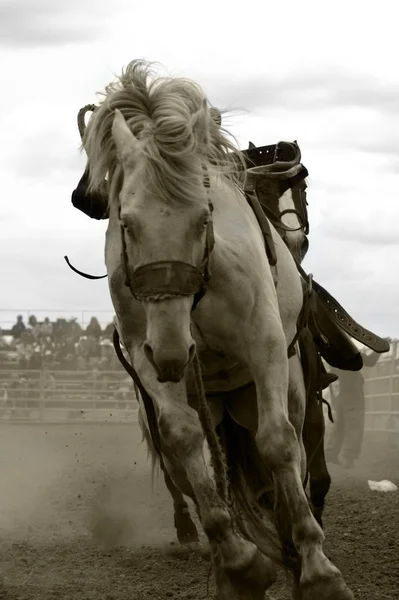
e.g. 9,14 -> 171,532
0,314 -> 120,371
0,315 -> 143,419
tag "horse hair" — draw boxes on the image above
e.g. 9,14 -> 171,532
82,59 -> 246,208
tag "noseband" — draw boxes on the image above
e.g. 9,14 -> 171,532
120,169 -> 215,312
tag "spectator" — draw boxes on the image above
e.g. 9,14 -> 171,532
39,317 -> 53,339
325,350 -> 381,468
1,313 -> 118,372
28,315 -> 41,340
20,329 -> 35,345
68,318 -> 82,339
103,322 -> 115,339
11,315 -> 26,339
0,327 -> 8,350
29,346 -> 43,370
86,317 -> 102,340
42,335 -> 55,355
75,336 -> 90,370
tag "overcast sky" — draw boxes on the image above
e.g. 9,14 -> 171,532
1,0 -> 398,335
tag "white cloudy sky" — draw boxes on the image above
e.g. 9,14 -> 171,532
1,0 -> 398,334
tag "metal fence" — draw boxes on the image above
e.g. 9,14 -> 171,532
0,368 -> 138,424
364,341 -> 399,434
1,342 -> 399,431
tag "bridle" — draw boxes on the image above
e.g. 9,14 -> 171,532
66,104 -> 216,311
119,168 -> 215,312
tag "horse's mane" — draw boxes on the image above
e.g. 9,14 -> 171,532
83,59 -> 246,206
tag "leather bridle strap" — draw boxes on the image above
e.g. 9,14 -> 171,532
113,328 -> 163,457
64,255 -> 107,280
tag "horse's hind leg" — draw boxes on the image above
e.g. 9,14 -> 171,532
134,350 -> 277,600
308,445 -> 331,530
244,321 -> 353,600
302,393 -> 331,529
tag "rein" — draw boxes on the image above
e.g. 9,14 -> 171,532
64,255 -> 107,280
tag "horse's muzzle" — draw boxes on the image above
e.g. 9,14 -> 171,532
144,341 -> 196,383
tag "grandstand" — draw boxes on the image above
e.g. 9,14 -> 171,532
0,310 -> 398,434
0,310 -> 137,423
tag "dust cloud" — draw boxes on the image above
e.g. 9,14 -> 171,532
0,423 -> 179,548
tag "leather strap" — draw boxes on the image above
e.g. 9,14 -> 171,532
311,280 -> 390,353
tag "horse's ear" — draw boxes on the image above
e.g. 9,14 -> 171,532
210,107 -> 222,127
248,141 -> 256,149
191,99 -> 212,147
112,109 -> 139,162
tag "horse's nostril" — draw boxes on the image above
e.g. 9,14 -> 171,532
144,342 -> 155,367
188,342 -> 196,363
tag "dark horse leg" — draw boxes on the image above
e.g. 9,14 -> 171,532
303,398 -> 331,529
161,462 -> 200,544
300,332 -> 332,529
138,407 -> 199,544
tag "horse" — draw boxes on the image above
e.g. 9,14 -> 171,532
83,59 -> 354,600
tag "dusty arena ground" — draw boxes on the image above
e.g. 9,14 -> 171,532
0,422 -> 397,600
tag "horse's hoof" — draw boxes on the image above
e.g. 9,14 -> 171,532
294,572 -> 354,600
177,529 -> 200,544
175,512 -> 200,544
190,541 -> 211,561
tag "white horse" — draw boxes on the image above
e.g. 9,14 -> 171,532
83,60 -> 353,600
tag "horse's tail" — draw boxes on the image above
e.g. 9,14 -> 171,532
138,407 -> 161,487
218,411 -> 299,573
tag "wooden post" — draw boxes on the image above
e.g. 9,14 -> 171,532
39,369 -> 45,422
387,341 -> 397,448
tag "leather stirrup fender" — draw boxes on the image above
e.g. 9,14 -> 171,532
311,280 -> 390,355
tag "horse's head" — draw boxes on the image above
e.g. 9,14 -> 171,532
83,62 -> 243,383
81,62 -> 244,384
111,107 -> 216,382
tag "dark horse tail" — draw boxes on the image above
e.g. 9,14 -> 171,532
218,411 -> 299,575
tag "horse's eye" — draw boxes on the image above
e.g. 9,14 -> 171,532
199,214 -> 210,232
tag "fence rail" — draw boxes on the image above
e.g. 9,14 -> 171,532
1,341 -> 399,432
0,368 -> 138,424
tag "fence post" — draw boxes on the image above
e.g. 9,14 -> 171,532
39,369 -> 45,422
387,341 -> 397,448
93,370 -> 97,410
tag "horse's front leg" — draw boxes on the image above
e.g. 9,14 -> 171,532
138,406 -> 199,544
132,347 -> 277,600
243,318 -> 354,600
162,461 -> 200,544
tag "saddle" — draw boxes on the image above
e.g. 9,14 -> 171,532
242,141 -> 390,370
73,102 -> 388,368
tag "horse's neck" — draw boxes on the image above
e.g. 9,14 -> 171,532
209,175 -> 249,216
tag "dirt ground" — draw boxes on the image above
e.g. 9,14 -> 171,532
0,422 -> 397,600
